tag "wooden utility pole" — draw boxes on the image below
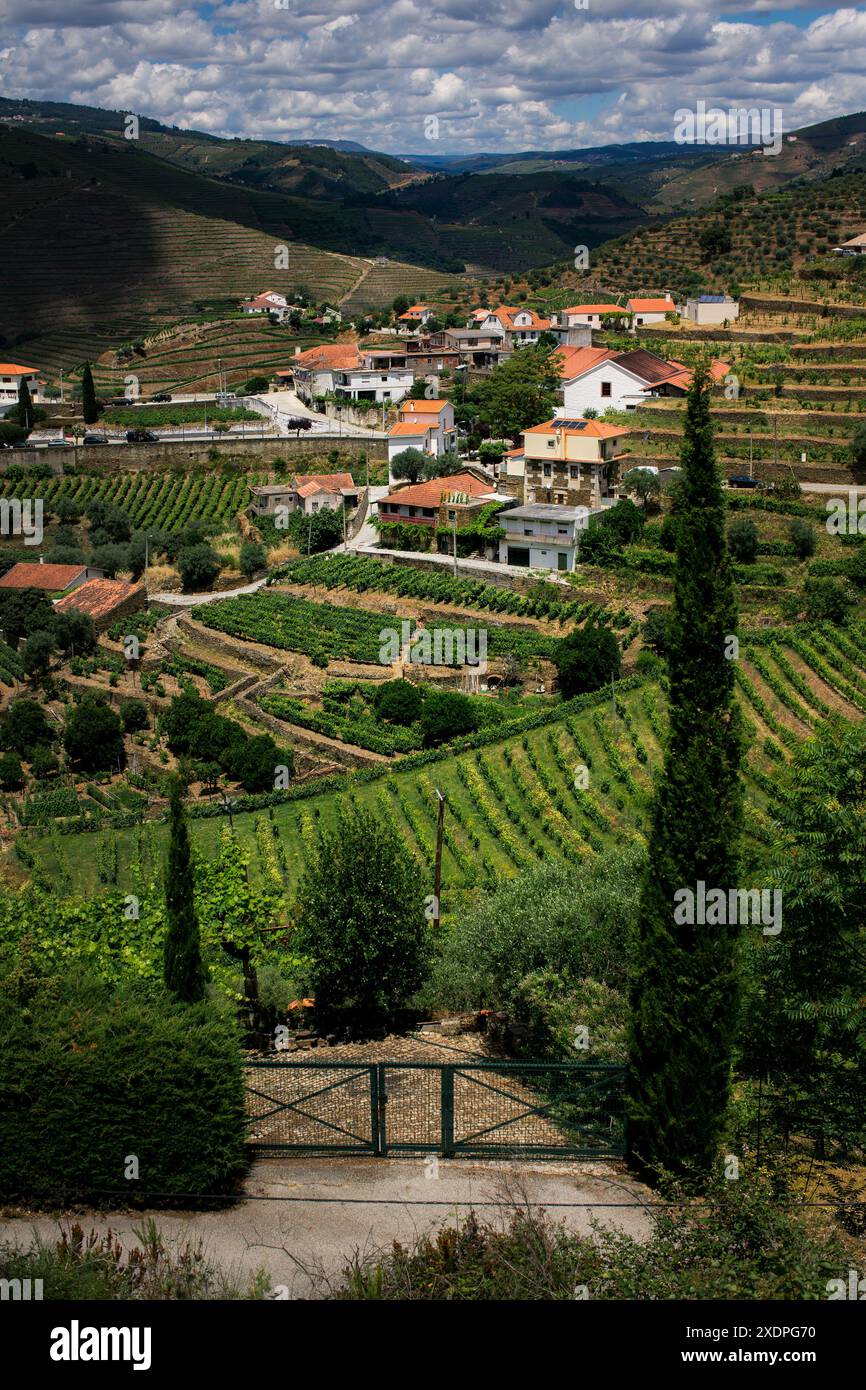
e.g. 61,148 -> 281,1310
433,789 -> 445,930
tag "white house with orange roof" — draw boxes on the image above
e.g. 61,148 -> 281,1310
478,306 -> 553,347
241,290 -> 297,321
387,398 -> 456,471
0,363 -> 41,411
625,295 -> 677,326
558,345 -> 730,414
554,303 -> 631,331
397,304 -> 434,330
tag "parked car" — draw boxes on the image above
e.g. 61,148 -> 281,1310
150,392 -> 172,403
83,432 -> 111,445
126,428 -> 160,443
726,474 -> 764,490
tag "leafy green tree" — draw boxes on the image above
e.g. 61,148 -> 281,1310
699,224 -> 733,260
0,752 -> 24,790
63,694 -> 125,772
627,367 -> 743,1184
294,804 -> 430,1034
163,783 -> 206,1004
554,620 -> 620,698
20,629 -> 55,683
420,689 -> 478,746
16,377 -> 34,433
847,542 -> 866,588
119,698 -> 149,733
373,679 -> 423,725
727,517 -> 759,562
390,447 -> 429,485
81,363 -> 98,425
643,606 -> 671,656
177,543 -> 222,592
0,698 -> 53,756
239,540 -> 266,579
789,518 -> 816,559
741,719 -> 866,1155
472,341 -> 561,441
804,577 -> 852,622
622,468 -> 662,510
90,543 -> 130,579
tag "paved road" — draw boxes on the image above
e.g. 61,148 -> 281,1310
0,1157 -> 653,1298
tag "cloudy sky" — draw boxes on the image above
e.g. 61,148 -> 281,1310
1,1 -> 866,153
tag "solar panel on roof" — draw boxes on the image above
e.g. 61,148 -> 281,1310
698,295 -> 727,303
555,419 -> 588,429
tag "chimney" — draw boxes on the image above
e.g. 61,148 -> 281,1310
39,555 -> 44,564
295,346 -> 301,356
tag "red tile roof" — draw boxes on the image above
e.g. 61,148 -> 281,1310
525,418 -> 631,438
0,562 -> 90,591
294,472 -> 358,498
399,398 -> 449,415
555,345 -> 617,380
627,296 -> 676,313
381,471 -> 495,510
389,420 -> 434,437
562,304 -> 626,316
292,344 -> 360,370
0,363 -> 37,375
54,579 -> 144,621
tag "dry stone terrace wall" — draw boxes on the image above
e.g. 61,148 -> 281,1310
0,436 -> 388,474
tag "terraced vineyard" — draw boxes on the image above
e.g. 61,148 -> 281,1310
0,470 -> 257,533
26,620 -> 866,910
90,317 -> 312,397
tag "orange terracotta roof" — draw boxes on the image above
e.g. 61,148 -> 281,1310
555,346 -> 617,380
526,418 -> 631,438
0,363 -> 37,375
485,306 -> 552,331
54,579 -> 144,621
627,297 -> 676,313
292,344 -> 360,370
562,304 -> 626,316
381,471 -> 494,509
389,420 -> 434,437
399,398 -> 449,415
293,472 -> 356,494
0,562 -> 91,591
398,304 -> 430,319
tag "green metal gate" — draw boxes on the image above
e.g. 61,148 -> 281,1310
246,1060 -> 625,1158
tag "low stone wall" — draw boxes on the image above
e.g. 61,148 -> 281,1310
175,614 -> 285,671
0,435 -> 388,474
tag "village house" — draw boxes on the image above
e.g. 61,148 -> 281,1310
497,502 -> 591,572
832,232 -> 866,255
552,304 -> 629,331
397,304 -> 434,330
377,469 -> 503,531
625,295 -> 677,326
387,398 -> 457,470
249,473 -> 360,518
289,344 -> 414,403
0,560 -> 103,593
558,346 -> 729,414
0,363 -> 42,411
240,291 -> 299,322
682,294 -> 740,325
477,306 -> 554,348
520,417 -> 630,509
53,578 -> 147,632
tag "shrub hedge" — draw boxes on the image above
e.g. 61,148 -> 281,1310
0,963 -> 248,1205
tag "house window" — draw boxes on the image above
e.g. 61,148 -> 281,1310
543,464 -> 552,477
547,438 -> 555,448
600,382 -> 612,398
557,526 -> 568,535
523,527 -> 534,536
569,465 -> 580,480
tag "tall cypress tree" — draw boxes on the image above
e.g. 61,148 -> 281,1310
81,363 -> 98,425
163,783 -> 206,1003
626,366 -> 743,1182
17,378 -> 33,432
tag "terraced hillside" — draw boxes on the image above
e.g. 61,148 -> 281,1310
0,128 -> 470,379
0,468 -> 257,534
89,317 -> 312,397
